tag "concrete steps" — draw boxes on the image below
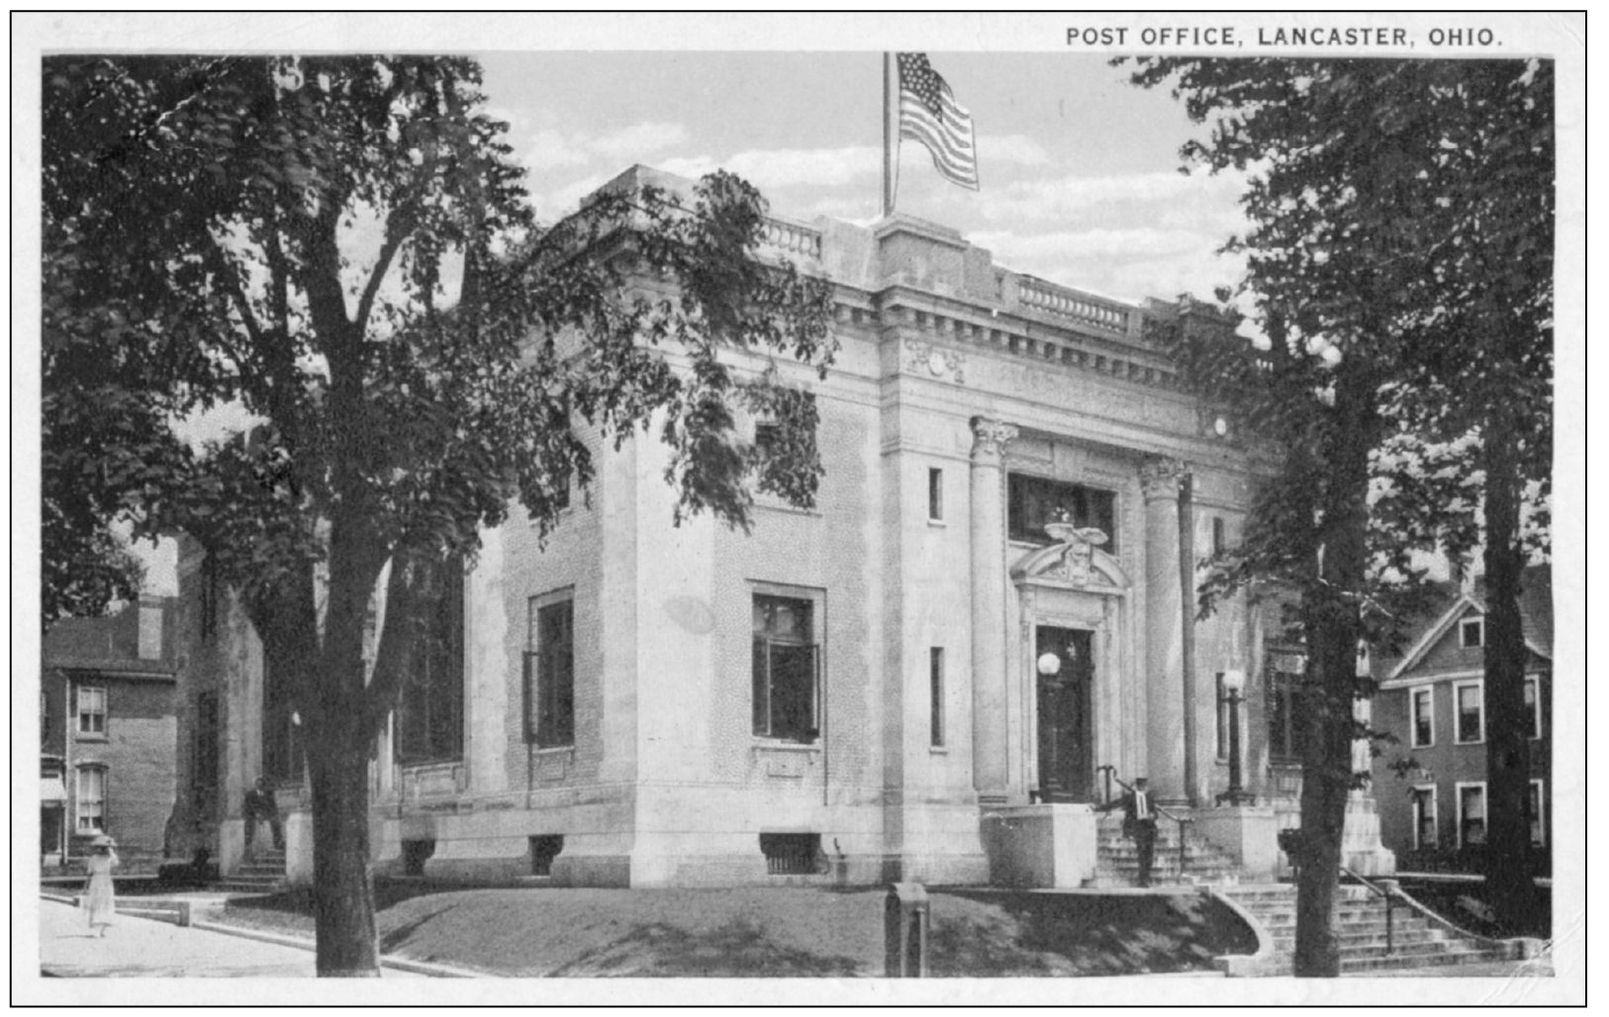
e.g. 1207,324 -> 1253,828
1220,883 -> 1521,975
1089,815 -> 1243,887
219,848 -> 287,894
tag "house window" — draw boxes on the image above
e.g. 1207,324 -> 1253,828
1411,785 -> 1438,851
1215,673 -> 1229,760
930,647 -> 946,748
1410,686 -> 1434,748
1460,617 -> 1484,648
1529,780 -> 1546,848
525,594 -> 575,748
1525,677 -> 1542,739
397,560 -> 466,764
928,468 -> 944,522
75,765 -> 106,832
76,685 -> 107,736
1457,782 -> 1487,847
752,591 -> 820,743
1454,681 -> 1484,744
1007,473 -> 1118,551
1266,653 -> 1306,762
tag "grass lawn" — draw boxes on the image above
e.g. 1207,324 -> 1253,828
212,882 -> 1256,977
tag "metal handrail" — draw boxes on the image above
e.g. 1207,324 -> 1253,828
1340,863 -> 1398,955
1106,773 -> 1193,880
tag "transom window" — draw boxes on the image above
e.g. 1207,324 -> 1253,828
1007,473 -> 1117,551
752,592 -> 820,743
526,595 -> 575,748
76,685 -> 107,736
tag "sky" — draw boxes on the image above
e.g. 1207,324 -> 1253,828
475,52 -> 1250,305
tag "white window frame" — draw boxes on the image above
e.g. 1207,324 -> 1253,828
75,765 -> 106,833
1455,780 -> 1487,849
750,582 -> 825,744
1459,616 -> 1484,648
76,684 -> 107,737
1411,783 -> 1439,851
1453,679 -> 1485,745
1409,684 -> 1435,748
1525,676 -> 1542,740
1529,779 -> 1546,848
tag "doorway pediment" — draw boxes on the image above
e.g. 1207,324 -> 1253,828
1011,526 -> 1130,591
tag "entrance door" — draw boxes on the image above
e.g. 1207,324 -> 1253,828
1035,626 -> 1094,802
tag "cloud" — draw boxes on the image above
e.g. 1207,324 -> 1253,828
663,146 -> 881,190
976,134 -> 1053,167
969,227 -> 1244,304
975,169 -> 1248,223
523,121 -> 689,172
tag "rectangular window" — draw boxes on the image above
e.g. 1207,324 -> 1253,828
1211,516 -> 1225,556
1266,654 -> 1306,762
1529,780 -> 1546,848
752,592 -> 820,743
397,560 -> 466,764
526,596 -> 576,748
1460,617 -> 1484,648
1454,681 -> 1484,744
200,554 -> 220,640
928,468 -> 944,522
76,766 -> 106,832
1411,785 -> 1438,851
1410,686 -> 1435,748
76,685 -> 107,736
1215,673 -> 1229,760
262,654 -> 304,783
930,647 -> 946,748
1006,473 -> 1118,552
1525,677 -> 1542,739
1457,782 -> 1487,848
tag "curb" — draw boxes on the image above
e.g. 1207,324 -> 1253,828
188,919 -> 482,978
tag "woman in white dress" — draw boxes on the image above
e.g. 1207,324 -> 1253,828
80,834 -> 118,936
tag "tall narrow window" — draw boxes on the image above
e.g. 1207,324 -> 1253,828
397,560 -> 466,764
193,691 -> 220,821
1454,681 -> 1484,744
1529,780 -> 1546,847
76,685 -> 107,736
1211,516 -> 1225,556
76,766 -> 106,832
1266,653 -> 1305,762
928,468 -> 944,522
1410,686 -> 1434,748
526,596 -> 575,748
1457,783 -> 1487,847
1215,673 -> 1229,759
930,647 -> 946,747
1525,677 -> 1542,739
262,654 -> 304,783
752,592 -> 820,743
1412,785 -> 1438,850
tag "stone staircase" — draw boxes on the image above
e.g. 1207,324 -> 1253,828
1089,813 -> 1242,887
1218,883 -> 1523,975
217,846 -> 288,894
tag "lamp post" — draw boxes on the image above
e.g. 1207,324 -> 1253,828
1215,669 -> 1255,806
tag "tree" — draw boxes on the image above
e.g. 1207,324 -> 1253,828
1126,58 -> 1553,970
43,55 -> 835,975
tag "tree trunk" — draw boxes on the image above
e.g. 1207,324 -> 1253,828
307,712 -> 380,976
1481,405 -> 1541,932
1293,367 -> 1375,977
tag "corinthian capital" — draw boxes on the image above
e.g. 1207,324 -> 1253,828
1139,456 -> 1189,501
970,417 -> 1019,460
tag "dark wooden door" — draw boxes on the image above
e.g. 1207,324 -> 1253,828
1036,626 -> 1094,802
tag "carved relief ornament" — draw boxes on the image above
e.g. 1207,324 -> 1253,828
1139,456 -> 1189,502
970,417 -> 1019,458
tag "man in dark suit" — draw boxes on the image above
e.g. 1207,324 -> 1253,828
1103,777 -> 1159,887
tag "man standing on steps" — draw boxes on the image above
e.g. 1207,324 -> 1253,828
243,776 -> 284,860
1102,777 -> 1159,887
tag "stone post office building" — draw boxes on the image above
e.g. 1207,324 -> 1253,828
172,166 -> 1393,888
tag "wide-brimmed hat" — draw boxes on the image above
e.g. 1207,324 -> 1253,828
91,834 -> 117,848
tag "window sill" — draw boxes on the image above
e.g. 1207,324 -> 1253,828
1411,741 -> 1434,750
751,740 -> 822,754
755,499 -> 823,520
75,733 -> 108,743
1453,739 -> 1485,747
529,744 -> 575,757
927,518 -> 946,528
929,745 -> 949,755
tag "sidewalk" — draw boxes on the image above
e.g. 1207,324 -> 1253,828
38,898 -> 426,978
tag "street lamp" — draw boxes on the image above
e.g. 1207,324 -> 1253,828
1215,669 -> 1256,806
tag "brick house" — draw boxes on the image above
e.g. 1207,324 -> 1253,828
176,166 -> 1396,888
41,596 -> 179,873
1370,565 -> 1552,873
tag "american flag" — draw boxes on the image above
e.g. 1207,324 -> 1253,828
897,53 -> 978,191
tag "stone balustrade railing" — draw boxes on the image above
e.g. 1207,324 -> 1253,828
1016,276 -> 1133,335
762,216 -> 823,261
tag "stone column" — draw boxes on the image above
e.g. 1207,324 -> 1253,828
1141,457 -> 1189,804
970,417 -> 1017,800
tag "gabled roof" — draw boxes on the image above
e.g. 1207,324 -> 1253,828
1384,564 -> 1552,681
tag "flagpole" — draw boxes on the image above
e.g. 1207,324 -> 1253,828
882,52 -> 896,218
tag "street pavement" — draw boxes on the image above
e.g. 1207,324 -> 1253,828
37,897 -> 427,978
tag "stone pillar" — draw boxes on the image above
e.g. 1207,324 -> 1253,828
970,417 -> 1017,800
1141,457 -> 1189,804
